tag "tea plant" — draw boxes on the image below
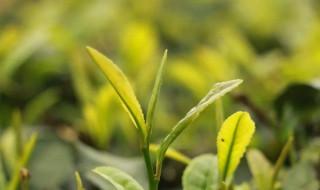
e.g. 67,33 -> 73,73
182,111 -> 255,190
80,47 -> 251,190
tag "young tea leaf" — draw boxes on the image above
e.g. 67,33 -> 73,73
246,149 -> 272,190
86,47 -> 147,140
217,111 -> 255,181
182,154 -> 219,190
149,144 -> 190,164
75,171 -> 84,190
93,166 -> 144,190
156,79 -> 243,179
146,50 -> 167,138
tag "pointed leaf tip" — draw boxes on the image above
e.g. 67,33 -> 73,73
86,46 -> 147,139
93,167 -> 144,190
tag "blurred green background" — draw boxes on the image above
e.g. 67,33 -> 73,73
0,0 -> 319,189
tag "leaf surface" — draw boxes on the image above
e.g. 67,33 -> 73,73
282,161 -> 319,190
149,144 -> 190,164
182,154 -> 218,190
217,111 -> 255,181
246,149 -> 272,190
93,167 -> 144,190
86,47 -> 146,138
146,50 -> 167,138
75,172 -> 84,190
156,79 -> 242,179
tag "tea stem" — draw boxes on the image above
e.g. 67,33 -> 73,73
142,147 -> 157,190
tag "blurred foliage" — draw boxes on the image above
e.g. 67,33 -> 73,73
0,0 -> 320,189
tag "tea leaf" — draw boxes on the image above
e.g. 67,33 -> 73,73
156,79 -> 243,179
217,111 -> 255,181
86,47 -> 147,139
282,161 -> 319,190
93,166 -> 144,190
75,171 -> 84,190
247,149 -> 272,190
146,50 -> 167,139
182,154 -> 218,190
149,144 -> 190,164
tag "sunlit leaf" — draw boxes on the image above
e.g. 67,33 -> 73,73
146,50 -> 167,138
86,46 -> 147,139
182,154 -> 218,190
247,149 -> 272,190
156,79 -> 243,179
75,171 -> 84,190
217,111 -> 255,181
93,167 -> 144,190
149,144 -> 190,164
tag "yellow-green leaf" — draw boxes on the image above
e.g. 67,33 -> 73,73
246,149 -> 272,190
93,167 -> 144,190
217,111 -> 255,181
75,171 -> 84,190
86,46 -> 147,138
149,144 -> 190,164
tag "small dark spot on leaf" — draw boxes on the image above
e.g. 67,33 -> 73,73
221,138 -> 225,142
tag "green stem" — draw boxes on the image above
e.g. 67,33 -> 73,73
142,147 -> 157,190
270,135 -> 294,190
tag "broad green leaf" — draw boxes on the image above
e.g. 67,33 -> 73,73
76,142 -> 148,189
182,154 -> 218,190
75,171 -> 84,190
246,149 -> 272,190
8,133 -> 37,190
217,111 -> 255,181
86,46 -> 147,139
93,166 -> 144,190
156,79 -> 242,179
282,161 -> 319,190
149,144 -> 190,164
146,50 -> 167,138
